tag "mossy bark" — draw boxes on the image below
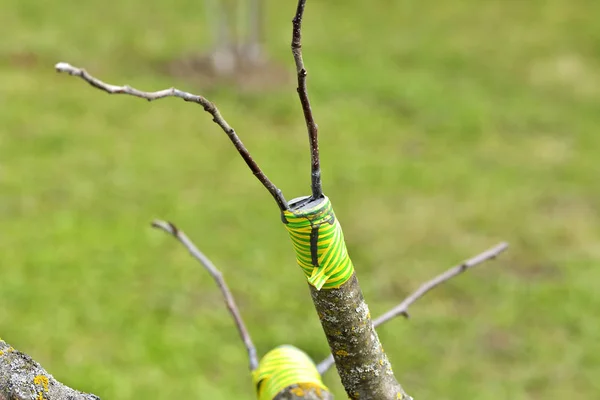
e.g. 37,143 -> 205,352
310,275 -> 410,399
0,339 -> 100,400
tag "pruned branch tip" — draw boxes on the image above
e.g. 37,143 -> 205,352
54,62 -> 289,212
151,219 -> 259,371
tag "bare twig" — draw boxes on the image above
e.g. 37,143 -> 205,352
374,242 -> 509,325
54,62 -> 288,212
151,220 -> 259,371
316,242 -> 509,375
291,0 -> 322,200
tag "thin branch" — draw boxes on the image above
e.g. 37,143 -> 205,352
54,62 -> 288,212
316,242 -> 509,375
291,0 -> 322,200
151,219 -> 259,371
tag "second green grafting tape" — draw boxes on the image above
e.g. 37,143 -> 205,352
282,196 -> 354,290
252,345 -> 327,400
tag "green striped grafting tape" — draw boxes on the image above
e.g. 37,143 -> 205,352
282,196 -> 355,290
252,345 -> 328,400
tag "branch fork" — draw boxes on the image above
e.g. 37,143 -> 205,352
50,1 -> 511,399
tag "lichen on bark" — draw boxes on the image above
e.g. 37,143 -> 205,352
0,339 -> 100,400
283,196 -> 411,400
274,384 -> 334,400
310,275 -> 410,400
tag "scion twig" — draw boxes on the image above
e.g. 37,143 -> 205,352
151,219 -> 259,371
316,242 -> 509,374
54,62 -> 288,211
291,0 -> 322,200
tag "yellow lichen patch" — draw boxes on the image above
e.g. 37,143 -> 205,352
291,383 -> 325,398
335,349 -> 349,356
34,375 -> 49,392
290,386 -> 306,396
0,347 -> 15,356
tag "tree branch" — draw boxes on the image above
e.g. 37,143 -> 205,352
373,242 -> 509,326
316,242 -> 510,375
0,339 -> 101,400
1,336 -> 332,400
283,196 -> 410,400
151,220 -> 259,371
291,0 -> 322,200
54,62 -> 289,212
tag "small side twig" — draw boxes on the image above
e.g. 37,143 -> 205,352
54,62 -> 288,212
151,220 -> 258,371
316,242 -> 509,375
291,0 -> 322,200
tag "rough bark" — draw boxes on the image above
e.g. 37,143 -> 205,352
285,196 -> 411,400
1,339 -> 334,400
310,275 -> 410,400
0,339 -> 100,400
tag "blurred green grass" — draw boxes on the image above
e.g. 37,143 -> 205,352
1,0 -> 600,398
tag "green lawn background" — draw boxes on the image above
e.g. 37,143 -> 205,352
1,0 -> 599,398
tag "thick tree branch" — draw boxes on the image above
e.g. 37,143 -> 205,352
310,275 -> 408,400
0,339 -> 100,400
151,220 -> 258,371
316,242 -> 510,375
285,197 -> 410,400
54,62 -> 289,212
291,0 -> 322,200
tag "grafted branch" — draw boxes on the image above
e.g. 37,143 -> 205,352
291,0 -> 322,200
54,62 -> 288,212
316,242 -> 510,375
151,220 -> 258,371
